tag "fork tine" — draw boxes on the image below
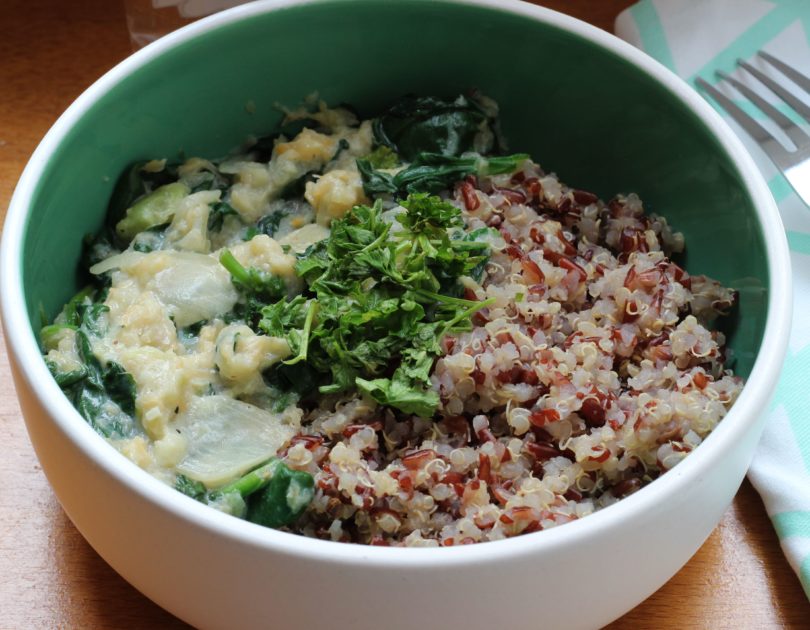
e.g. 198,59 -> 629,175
757,51 -> 810,96
716,69 -> 809,147
737,59 -> 810,122
694,77 -> 792,166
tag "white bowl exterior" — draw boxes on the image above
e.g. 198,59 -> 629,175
7,350 -> 769,629
0,0 -> 792,628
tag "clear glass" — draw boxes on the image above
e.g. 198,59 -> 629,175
124,0 -> 255,49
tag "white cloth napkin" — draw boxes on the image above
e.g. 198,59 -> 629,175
616,0 -> 810,599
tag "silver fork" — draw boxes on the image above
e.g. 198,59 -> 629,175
696,51 -> 810,205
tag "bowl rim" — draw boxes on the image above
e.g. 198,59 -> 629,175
0,0 -> 792,567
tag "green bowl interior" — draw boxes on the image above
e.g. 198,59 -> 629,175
21,0 -> 767,376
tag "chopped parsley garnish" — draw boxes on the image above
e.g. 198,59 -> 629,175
259,194 -> 494,417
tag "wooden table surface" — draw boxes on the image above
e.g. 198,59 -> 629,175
1,1 -> 808,628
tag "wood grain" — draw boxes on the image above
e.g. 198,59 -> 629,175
1,1 -> 808,628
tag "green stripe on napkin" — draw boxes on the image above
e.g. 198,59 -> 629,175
774,511 -> 810,539
787,231 -> 810,256
628,2 -> 676,71
768,175 -> 793,204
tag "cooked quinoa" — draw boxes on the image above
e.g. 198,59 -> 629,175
43,95 -> 743,546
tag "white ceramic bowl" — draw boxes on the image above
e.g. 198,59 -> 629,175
1,1 -> 791,628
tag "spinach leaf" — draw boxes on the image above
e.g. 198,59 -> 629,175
279,171 -> 317,200
178,320 -> 208,344
189,167 -> 231,194
177,457 -> 316,530
250,116 -> 325,163
81,231 -> 119,272
203,458 -> 314,528
358,152 -> 529,198
331,138 -> 350,162
245,461 -> 314,528
254,208 -> 291,238
77,303 -> 110,338
175,474 -> 208,501
44,291 -> 138,439
101,362 -> 137,417
207,201 -> 239,232
373,94 -> 497,160
67,330 -> 136,439
44,358 -> 87,388
62,286 -> 96,327
131,222 -> 171,253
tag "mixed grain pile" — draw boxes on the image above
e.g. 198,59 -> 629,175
283,163 -> 741,546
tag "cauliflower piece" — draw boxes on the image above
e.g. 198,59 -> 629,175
165,189 -> 220,253
274,128 -> 337,163
278,223 -> 330,254
215,324 -> 290,391
115,346 -> 184,439
114,290 -> 178,352
305,168 -> 369,226
44,327 -> 83,374
223,129 -> 339,222
227,234 -> 297,279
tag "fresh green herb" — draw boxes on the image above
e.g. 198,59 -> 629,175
460,227 -> 501,282
355,370 -> 439,418
220,250 -> 287,298
259,295 -> 318,370
282,300 -> 317,366
398,191 -> 463,231
372,94 -> 498,161
258,194 -> 494,416
220,249 -> 288,327
358,152 -> 529,198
